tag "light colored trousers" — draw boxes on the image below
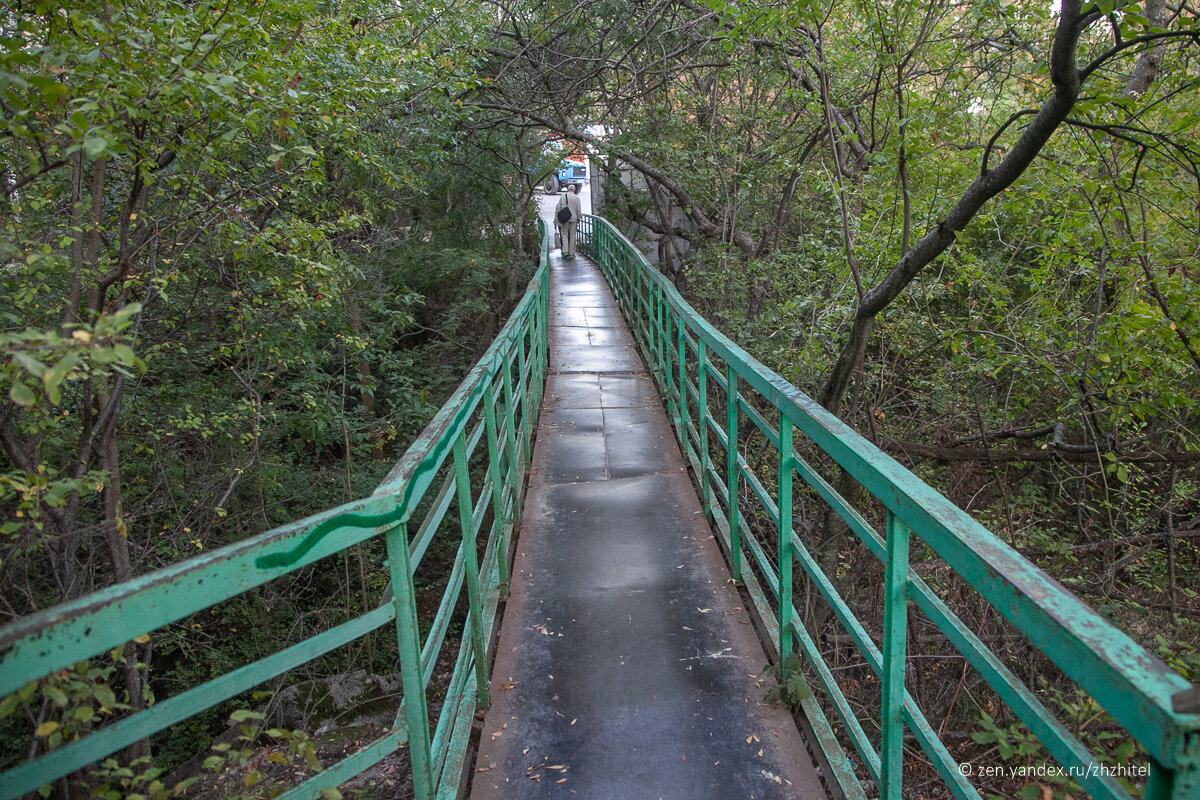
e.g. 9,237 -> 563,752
557,221 -> 578,255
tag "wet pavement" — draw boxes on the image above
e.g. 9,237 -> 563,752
469,220 -> 827,799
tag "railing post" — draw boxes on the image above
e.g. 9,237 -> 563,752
725,367 -> 741,581
640,266 -> 648,345
676,317 -> 687,452
483,382 -> 509,592
541,266 -> 550,379
453,432 -> 491,709
664,306 -> 677,422
697,340 -> 710,505
517,321 -> 532,465
880,510 -> 911,800
501,351 -> 522,522
656,284 -> 666,380
531,308 -> 542,406
624,231 -> 633,309
778,411 -> 794,663
624,240 -> 632,308
384,519 -> 434,800
648,281 -> 658,369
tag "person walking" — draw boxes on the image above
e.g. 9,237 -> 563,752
555,183 -> 582,258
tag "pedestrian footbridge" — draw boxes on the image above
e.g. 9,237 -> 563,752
1,212 -> 1197,800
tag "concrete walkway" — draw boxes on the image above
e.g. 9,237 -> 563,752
469,217 -> 826,799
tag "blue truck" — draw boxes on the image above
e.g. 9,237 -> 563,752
545,157 -> 588,193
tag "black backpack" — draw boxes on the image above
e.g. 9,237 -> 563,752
556,205 -> 572,224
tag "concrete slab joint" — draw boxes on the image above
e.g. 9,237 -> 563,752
470,208 -> 827,799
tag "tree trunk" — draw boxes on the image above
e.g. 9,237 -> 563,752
818,1 -> 1091,413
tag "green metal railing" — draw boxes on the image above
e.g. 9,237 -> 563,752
579,214 -> 1200,800
0,222 -> 551,800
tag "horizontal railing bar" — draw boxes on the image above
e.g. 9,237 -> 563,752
422,543 -> 467,688
0,493 -> 397,698
0,603 -> 396,800
431,607 -> 476,777
899,699 -> 982,800
274,727 -> 408,800
705,469 -> 879,788
375,267 -> 545,499
792,456 -> 879,557
582,214 -> 1197,766
412,470 -> 458,570
419,471 -> 495,683
788,613 -> 883,784
678,413 -> 703,477
739,453 -> 781,530
738,394 -> 780,449
908,573 -> 1133,799
0,219 -> 552,800
0,270 -> 548,699
436,688 -> 479,800
431,526 -> 505,783
682,326 -> 699,355
786,529 -> 882,664
707,360 -> 729,393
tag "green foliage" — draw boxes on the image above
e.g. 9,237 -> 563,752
87,755 -> 195,800
973,687 -> 1147,799
198,709 -> 323,799
761,654 -> 813,708
972,711 -> 1044,762
1,0 -> 545,786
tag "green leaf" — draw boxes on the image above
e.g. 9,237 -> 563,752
95,685 -> 117,709
9,382 -> 37,406
11,351 -> 46,378
83,136 -> 107,159
173,776 -> 200,794
0,692 -> 20,720
320,789 -> 342,800
42,352 -> 81,405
